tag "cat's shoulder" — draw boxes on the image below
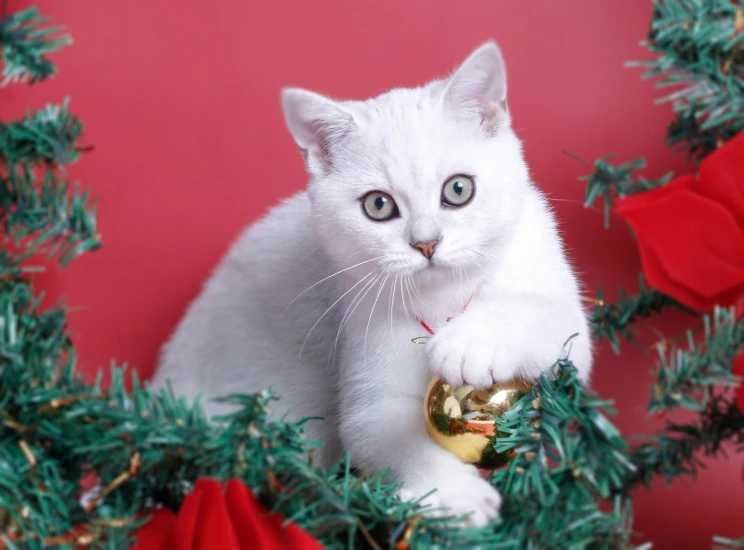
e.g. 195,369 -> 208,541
235,191 -> 311,241
225,191 -> 321,267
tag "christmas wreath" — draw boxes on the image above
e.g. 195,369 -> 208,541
1,3 -> 743,549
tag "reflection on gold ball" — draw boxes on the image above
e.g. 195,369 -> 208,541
424,377 -> 533,469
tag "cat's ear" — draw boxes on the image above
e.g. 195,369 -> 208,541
443,42 -> 508,134
281,88 -> 355,174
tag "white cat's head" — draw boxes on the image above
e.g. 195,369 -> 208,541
281,42 -> 530,294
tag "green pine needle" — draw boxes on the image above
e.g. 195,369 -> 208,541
1,100 -> 100,266
0,7 -> 71,85
649,308 -> 743,414
589,276 -> 690,353
576,154 -> 672,228
0,99 -> 84,167
627,0 -> 744,161
714,536 -> 744,549
490,360 -> 635,549
629,392 -> 744,489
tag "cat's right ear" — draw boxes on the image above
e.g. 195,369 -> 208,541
281,88 -> 355,174
443,42 -> 509,135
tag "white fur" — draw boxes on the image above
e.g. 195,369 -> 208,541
152,42 -> 592,526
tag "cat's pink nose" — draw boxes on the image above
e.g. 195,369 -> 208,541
412,239 -> 439,259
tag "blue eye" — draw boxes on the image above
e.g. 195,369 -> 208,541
362,191 -> 398,221
442,175 -> 475,207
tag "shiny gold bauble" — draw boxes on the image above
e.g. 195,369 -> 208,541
424,377 -> 533,469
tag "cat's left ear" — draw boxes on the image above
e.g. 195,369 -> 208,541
443,41 -> 509,134
281,88 -> 356,175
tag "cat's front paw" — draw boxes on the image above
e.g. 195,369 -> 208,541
400,466 -> 501,527
428,319 -> 516,388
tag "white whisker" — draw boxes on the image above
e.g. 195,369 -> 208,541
467,255 -> 485,270
461,259 -> 472,288
410,276 -> 426,307
389,274 -> 398,346
463,247 -> 488,259
399,275 -> 411,322
464,246 -> 499,261
328,273 -> 381,366
404,276 -> 418,317
364,274 -> 389,362
284,256 -> 384,314
300,269 -> 377,358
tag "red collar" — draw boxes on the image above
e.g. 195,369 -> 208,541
415,294 -> 474,335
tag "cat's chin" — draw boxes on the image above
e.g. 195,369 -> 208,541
408,261 -> 488,294
412,262 -> 466,282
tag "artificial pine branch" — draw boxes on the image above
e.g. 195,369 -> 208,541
715,536 -> 744,549
618,309 -> 743,507
0,100 -> 84,166
1,171 -> 100,265
0,100 -> 99,265
628,0 -> 744,161
491,361 -> 635,549
575,154 -> 672,227
2,339 -> 645,549
1,360 -> 506,548
0,7 -> 70,85
627,393 -> 744,489
648,308 -> 743,413
589,276 -> 686,353
667,107 -> 743,162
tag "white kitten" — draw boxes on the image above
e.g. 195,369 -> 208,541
153,42 -> 592,526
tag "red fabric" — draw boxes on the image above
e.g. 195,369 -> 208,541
615,134 -> 744,311
133,479 -> 323,550
133,509 -> 178,550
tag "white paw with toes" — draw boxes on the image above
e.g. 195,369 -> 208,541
428,318 -> 520,388
400,467 -> 502,527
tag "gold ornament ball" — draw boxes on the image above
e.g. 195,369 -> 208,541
424,377 -> 533,469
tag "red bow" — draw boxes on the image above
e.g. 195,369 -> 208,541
615,133 -> 744,312
133,479 -> 322,550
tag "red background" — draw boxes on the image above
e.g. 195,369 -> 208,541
2,1 -> 741,546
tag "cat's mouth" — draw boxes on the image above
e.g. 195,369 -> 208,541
415,258 -> 450,275
383,255 -> 467,277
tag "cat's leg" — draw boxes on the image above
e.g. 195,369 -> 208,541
339,391 -> 500,526
337,329 -> 501,527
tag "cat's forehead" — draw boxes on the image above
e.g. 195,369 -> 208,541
346,85 -> 447,134
338,85 -> 480,189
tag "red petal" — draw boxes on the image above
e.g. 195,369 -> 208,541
617,184 -> 744,309
634,237 -> 710,310
133,509 -> 177,550
224,480 -> 323,550
177,479 -> 240,550
736,296 -> 744,319
697,133 -> 744,231
615,174 -> 696,211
